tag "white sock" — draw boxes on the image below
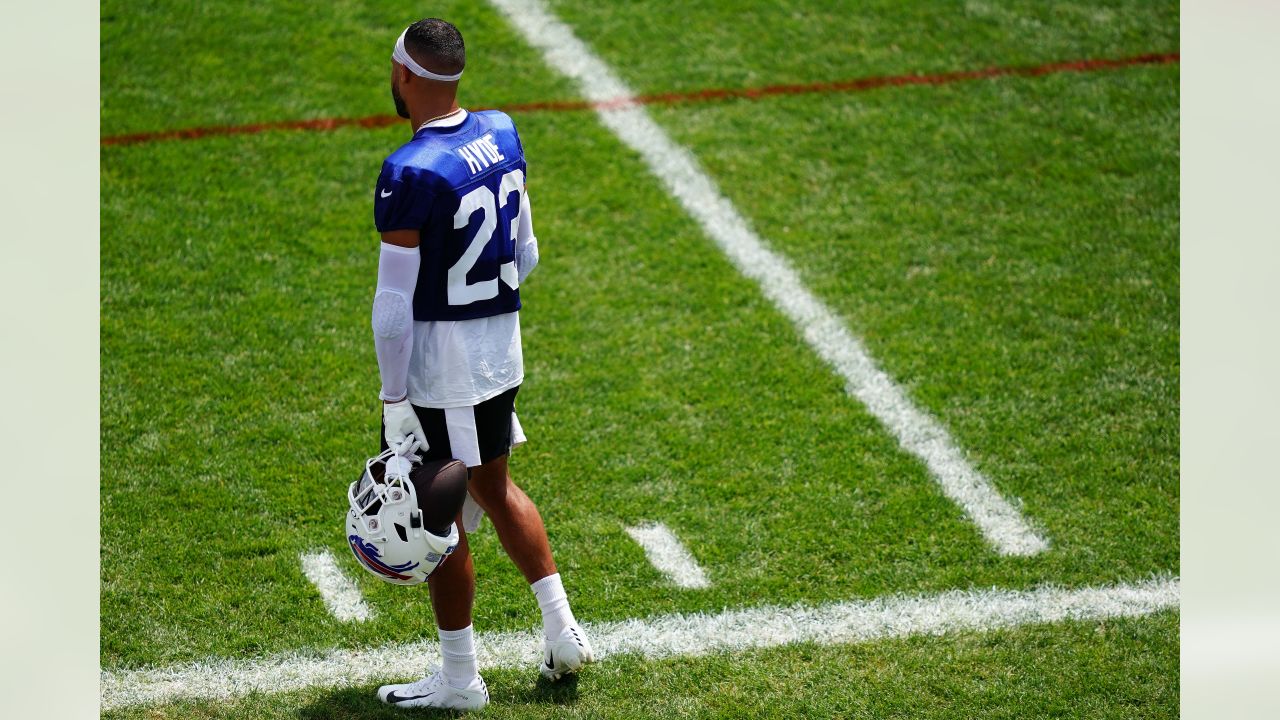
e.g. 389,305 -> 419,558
437,625 -> 479,689
530,573 -> 577,641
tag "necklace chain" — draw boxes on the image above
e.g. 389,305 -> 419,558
418,108 -> 463,130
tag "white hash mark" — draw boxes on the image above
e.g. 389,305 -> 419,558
625,522 -> 711,589
300,550 -> 373,623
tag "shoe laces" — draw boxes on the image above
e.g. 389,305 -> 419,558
402,668 -> 444,695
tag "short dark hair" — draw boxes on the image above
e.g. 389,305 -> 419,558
404,18 -> 465,75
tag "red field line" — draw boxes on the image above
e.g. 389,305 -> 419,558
101,51 -> 1178,147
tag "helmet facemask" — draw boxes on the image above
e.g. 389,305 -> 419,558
345,448 -> 464,586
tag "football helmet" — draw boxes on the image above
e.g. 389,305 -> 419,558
346,447 -> 468,586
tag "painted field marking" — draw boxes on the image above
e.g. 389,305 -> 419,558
99,53 -> 1177,146
625,522 -> 711,589
300,550 -> 372,623
100,576 -> 1179,709
488,0 -> 1049,556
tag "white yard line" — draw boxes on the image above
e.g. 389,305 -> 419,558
100,576 -> 1178,709
486,0 -> 1048,556
300,550 -> 373,623
625,522 -> 711,588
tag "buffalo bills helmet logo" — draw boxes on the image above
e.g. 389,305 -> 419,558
348,534 -> 420,581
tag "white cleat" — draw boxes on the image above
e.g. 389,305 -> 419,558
377,669 -> 489,710
540,623 -> 595,682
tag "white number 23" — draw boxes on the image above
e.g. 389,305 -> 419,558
448,168 -> 523,306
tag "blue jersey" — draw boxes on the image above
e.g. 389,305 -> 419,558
374,110 -> 527,321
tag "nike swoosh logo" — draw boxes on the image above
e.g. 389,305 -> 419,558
544,651 -> 555,669
386,690 -> 434,703
380,189 -> 392,198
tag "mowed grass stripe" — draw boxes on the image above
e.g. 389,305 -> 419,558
489,0 -> 1048,555
99,52 -> 1177,147
101,576 -> 1178,709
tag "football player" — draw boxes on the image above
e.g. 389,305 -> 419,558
368,18 -> 593,711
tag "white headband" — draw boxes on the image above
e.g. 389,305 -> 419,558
392,28 -> 463,81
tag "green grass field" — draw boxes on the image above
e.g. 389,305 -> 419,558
101,0 -> 1178,716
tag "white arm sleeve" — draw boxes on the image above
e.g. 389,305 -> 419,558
515,190 -> 539,284
372,242 -> 420,401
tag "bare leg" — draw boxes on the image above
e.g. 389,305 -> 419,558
468,454 -> 591,677
467,454 -> 557,583
427,510 -> 474,631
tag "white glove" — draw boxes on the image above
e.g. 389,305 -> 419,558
383,398 -> 427,454
385,436 -> 423,481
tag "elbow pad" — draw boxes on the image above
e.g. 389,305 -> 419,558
372,289 -> 411,339
516,238 -> 539,285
